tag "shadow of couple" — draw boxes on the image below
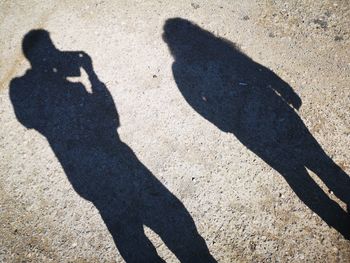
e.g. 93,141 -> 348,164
9,17 -> 349,262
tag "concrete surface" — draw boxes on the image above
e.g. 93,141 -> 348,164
0,0 -> 349,262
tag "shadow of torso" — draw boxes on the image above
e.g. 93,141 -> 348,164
173,57 -> 307,162
10,70 -> 130,204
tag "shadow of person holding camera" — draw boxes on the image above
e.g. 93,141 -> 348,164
163,18 -> 350,239
9,29 -> 216,263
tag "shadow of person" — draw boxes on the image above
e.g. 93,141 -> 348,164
9,29 -> 216,263
163,18 -> 350,239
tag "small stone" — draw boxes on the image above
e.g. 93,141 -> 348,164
191,3 -> 200,9
249,241 -> 256,251
334,36 -> 343,41
313,19 -> 328,29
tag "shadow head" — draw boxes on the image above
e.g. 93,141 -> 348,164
163,18 -> 210,60
22,29 -> 58,69
22,29 -> 83,78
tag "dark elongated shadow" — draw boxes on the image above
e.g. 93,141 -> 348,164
9,29 -> 216,263
163,18 -> 350,239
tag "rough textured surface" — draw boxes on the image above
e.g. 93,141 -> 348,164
0,0 -> 349,262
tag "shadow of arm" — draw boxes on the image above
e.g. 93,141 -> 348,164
9,76 -> 38,129
268,70 -> 302,110
79,51 -> 120,128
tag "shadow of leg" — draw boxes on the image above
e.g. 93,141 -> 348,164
302,136 -> 350,211
279,166 -> 350,239
143,192 -> 216,263
101,211 -> 166,263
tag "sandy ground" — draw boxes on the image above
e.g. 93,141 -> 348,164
0,0 -> 349,262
